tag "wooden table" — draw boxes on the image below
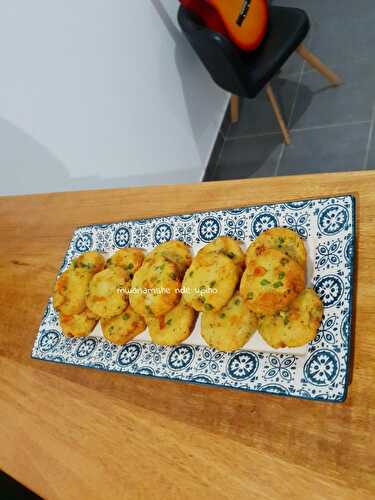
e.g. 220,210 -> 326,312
1,171 -> 374,499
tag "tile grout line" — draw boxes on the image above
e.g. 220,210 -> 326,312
274,53 -> 307,177
273,143 -> 286,177
225,119 -> 372,142
363,105 -> 375,170
287,62 -> 306,129
210,131 -> 227,180
292,120 -> 370,133
275,19 -> 318,179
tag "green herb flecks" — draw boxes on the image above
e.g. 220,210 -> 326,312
260,279 -> 271,286
273,281 -> 283,288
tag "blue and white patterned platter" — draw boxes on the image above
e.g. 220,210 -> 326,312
32,195 -> 356,402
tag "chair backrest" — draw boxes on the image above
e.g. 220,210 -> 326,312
177,6 -> 248,96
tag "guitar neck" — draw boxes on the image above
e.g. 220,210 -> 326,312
236,0 -> 252,27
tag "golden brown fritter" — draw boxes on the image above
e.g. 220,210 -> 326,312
201,292 -> 258,351
129,256 -> 181,317
182,251 -> 238,312
53,268 -> 92,315
246,227 -> 306,268
106,248 -> 145,279
197,236 -> 245,275
240,249 -> 305,315
145,240 -> 192,276
60,308 -> 98,338
101,305 -> 146,345
72,251 -> 106,274
146,301 -> 197,346
258,288 -> 323,348
86,267 -> 130,318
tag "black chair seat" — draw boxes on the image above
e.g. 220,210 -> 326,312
178,5 -> 310,98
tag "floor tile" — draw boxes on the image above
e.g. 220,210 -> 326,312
227,75 -> 301,138
281,24 -> 314,76
307,2 -> 375,66
366,122 -> 375,170
367,148 -> 375,170
290,59 -> 375,129
277,123 -> 370,176
213,134 -> 283,180
203,132 -> 225,181
275,0 -> 375,65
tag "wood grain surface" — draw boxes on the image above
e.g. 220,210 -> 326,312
0,171 -> 374,499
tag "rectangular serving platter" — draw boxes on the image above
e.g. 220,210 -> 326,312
32,194 -> 356,402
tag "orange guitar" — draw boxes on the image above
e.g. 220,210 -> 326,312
205,0 -> 268,51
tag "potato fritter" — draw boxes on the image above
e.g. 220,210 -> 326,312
101,305 -> 146,345
201,292 -> 258,351
129,256 -> 181,317
60,308 -> 98,338
53,268 -> 92,315
246,227 -> 306,268
106,248 -> 145,279
146,301 -> 197,346
145,240 -> 192,276
72,251 -> 106,274
86,267 -> 130,318
258,288 -> 323,348
197,236 -> 245,275
182,252 -> 238,312
240,249 -> 305,315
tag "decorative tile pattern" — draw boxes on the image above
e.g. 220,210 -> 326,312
32,195 -> 356,402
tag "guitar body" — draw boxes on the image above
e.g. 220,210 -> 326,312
180,0 -> 227,37
205,0 -> 268,51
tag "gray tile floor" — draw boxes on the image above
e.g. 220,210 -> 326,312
205,0 -> 375,181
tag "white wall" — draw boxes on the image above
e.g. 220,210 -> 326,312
0,1 -> 228,195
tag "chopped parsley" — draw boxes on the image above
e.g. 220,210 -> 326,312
273,281 -> 283,288
260,279 -> 271,286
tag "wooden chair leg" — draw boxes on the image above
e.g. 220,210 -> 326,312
265,83 -> 291,145
230,95 -> 239,123
297,44 -> 343,86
